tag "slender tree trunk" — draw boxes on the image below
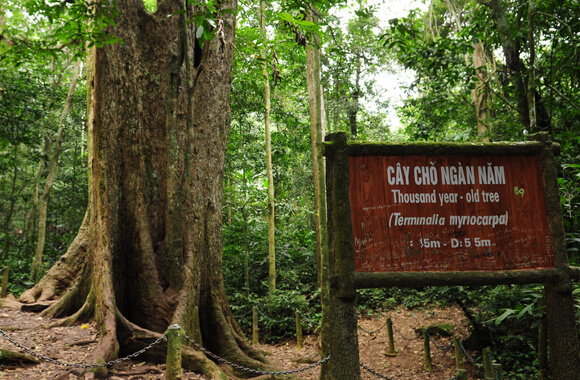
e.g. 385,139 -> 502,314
472,42 -> 490,141
260,0 -> 276,293
528,0 -> 537,131
481,0 -> 530,128
23,138 -> 50,245
306,10 -> 331,379
20,1 -> 273,376
480,0 -> 553,132
30,60 -> 82,282
1,144 -> 19,259
348,68 -> 360,138
0,0 -> 4,78
242,204 -> 250,297
443,0 -> 490,141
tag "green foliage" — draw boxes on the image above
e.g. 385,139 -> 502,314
2,0 -> 120,64
489,336 -> 540,380
1,33 -> 87,291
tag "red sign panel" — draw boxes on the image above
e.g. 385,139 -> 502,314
349,155 -> 555,272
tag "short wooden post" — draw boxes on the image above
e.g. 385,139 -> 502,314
1,267 -> 9,298
252,306 -> 259,345
385,318 -> 397,356
166,324 -> 183,380
296,311 -> 303,349
454,336 -> 464,370
483,347 -> 494,380
493,363 -> 503,380
423,329 -> 433,372
454,368 -> 468,380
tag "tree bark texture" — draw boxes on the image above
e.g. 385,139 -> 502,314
20,0 -> 270,377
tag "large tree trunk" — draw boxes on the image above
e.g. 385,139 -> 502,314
19,0 -> 269,377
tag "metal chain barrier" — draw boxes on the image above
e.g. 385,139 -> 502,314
301,315 -> 320,325
0,328 -> 166,368
233,308 -> 252,318
256,308 -> 290,324
0,324 -> 473,379
360,363 -> 398,380
361,362 -> 460,380
427,332 -> 454,352
357,319 -> 388,334
392,324 -> 420,341
457,339 -> 476,364
183,332 -> 330,375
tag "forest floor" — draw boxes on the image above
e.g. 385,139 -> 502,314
0,296 -> 484,379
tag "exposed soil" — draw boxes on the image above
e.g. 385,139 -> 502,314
0,297 -> 484,379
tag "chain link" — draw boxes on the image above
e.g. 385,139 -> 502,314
361,362 -> 460,380
1,324 -> 470,379
357,319 -> 388,334
360,363 -> 398,380
457,339 -> 476,364
301,315 -> 320,325
233,308 -> 252,318
427,332 -> 454,352
183,332 -> 329,375
392,324 -> 420,341
256,308 -> 290,324
0,328 -> 166,368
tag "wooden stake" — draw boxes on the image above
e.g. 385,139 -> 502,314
493,363 -> 503,380
166,324 -> 183,380
1,267 -> 8,298
296,311 -> 303,349
252,306 -> 259,345
385,318 -> 397,357
483,347 -> 494,380
423,329 -> 433,372
454,337 -> 464,370
455,368 -> 468,380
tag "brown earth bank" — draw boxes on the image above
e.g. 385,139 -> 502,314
0,298 -> 486,379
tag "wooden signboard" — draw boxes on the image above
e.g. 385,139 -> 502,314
349,155 -> 555,272
324,133 -> 580,380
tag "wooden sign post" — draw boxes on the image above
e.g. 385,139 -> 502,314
324,132 -> 580,379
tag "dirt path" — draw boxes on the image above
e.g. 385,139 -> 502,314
0,300 -> 483,379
